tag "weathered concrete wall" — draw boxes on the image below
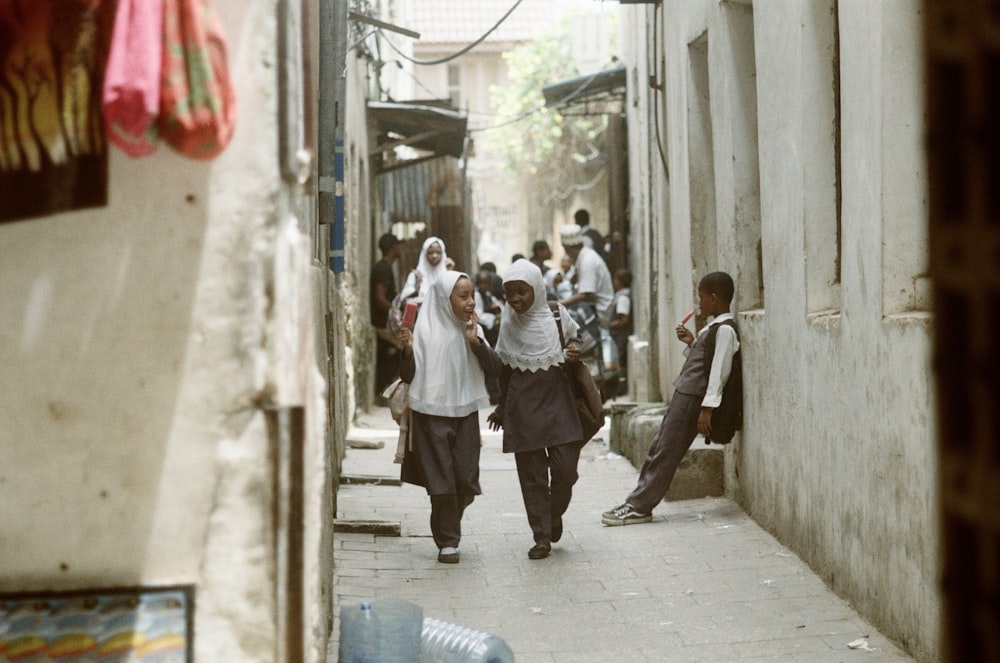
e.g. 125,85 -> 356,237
0,1 -> 335,660
344,48 -> 378,417
610,404 -> 723,500
619,1 -> 937,659
620,5 -> 664,404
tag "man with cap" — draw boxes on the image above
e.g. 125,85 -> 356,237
371,232 -> 403,398
559,223 -> 615,367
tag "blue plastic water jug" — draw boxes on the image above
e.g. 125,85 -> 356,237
339,598 -> 423,662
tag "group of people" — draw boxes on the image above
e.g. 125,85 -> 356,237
369,229 -> 742,562
528,215 -> 634,387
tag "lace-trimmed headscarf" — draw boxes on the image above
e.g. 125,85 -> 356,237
496,259 -> 579,372
408,270 -> 491,417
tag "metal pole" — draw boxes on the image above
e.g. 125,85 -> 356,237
320,0 -> 349,272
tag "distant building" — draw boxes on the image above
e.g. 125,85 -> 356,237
400,0 -> 612,273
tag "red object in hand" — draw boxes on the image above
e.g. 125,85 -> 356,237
681,308 -> 695,324
401,301 -> 419,329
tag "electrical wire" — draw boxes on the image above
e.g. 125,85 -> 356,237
650,1 -> 669,179
543,167 -> 607,204
378,0 -> 526,66
470,67 -> 610,133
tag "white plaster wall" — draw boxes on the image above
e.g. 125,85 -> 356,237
620,3 -> 663,402
625,1 -> 938,659
0,1 -> 333,660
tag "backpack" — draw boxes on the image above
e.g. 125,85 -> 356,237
702,319 -> 743,444
549,303 -> 606,443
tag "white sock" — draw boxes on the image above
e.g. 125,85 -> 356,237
440,546 -> 458,555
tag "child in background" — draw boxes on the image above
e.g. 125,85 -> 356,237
474,270 -> 503,347
552,254 -> 575,301
390,236 -> 450,338
397,271 -> 500,563
488,260 -> 586,560
602,271 -> 741,526
609,269 -> 633,382
396,236 -> 449,305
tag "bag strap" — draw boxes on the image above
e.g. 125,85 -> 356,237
703,319 -> 740,376
548,301 -> 566,348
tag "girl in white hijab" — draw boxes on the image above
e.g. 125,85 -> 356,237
398,270 -> 500,564
397,236 -> 449,304
487,259 -> 585,560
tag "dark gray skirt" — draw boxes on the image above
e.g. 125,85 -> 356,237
401,410 -> 483,496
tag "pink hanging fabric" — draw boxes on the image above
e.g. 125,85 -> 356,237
103,0 -> 164,157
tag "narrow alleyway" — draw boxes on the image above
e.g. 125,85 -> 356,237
330,408 -> 913,663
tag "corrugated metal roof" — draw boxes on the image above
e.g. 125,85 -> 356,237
368,101 -> 468,164
408,0 -> 575,45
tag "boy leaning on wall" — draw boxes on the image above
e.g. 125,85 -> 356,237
602,271 -> 743,526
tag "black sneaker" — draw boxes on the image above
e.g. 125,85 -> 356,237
601,503 -> 652,526
601,503 -> 629,519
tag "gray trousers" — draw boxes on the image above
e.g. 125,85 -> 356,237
429,493 -> 475,549
515,443 -> 582,545
626,392 -> 702,514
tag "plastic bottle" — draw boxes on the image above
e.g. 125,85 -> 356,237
339,601 -> 377,662
339,598 -> 423,662
420,617 -> 515,663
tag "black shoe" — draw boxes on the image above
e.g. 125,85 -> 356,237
601,503 -> 652,526
437,549 -> 460,564
551,516 -> 563,543
528,543 -> 551,560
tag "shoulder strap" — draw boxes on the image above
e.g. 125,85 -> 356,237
548,301 -> 566,348
703,319 -> 740,376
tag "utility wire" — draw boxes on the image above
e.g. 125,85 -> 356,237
470,67 -> 611,133
650,1 -> 669,179
378,0 -> 526,66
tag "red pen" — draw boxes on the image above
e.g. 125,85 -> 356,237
680,308 -> 695,325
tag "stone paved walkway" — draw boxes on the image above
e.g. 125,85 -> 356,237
330,407 -> 913,662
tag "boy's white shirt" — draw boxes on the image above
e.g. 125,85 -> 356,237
474,289 -> 499,329
614,288 -> 631,316
683,313 -> 739,409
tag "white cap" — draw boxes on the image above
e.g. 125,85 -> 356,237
559,224 -> 585,246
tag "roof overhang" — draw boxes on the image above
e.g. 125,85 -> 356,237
541,64 -> 627,109
369,102 -> 468,170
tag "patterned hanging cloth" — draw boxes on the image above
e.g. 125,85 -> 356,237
0,1 -> 116,223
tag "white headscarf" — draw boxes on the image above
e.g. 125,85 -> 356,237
399,236 -> 449,301
496,259 -> 579,372
408,270 -> 491,417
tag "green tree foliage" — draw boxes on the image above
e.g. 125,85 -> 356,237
484,20 -> 606,179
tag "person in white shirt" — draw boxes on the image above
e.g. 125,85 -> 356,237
558,224 -> 615,364
610,268 -> 633,379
